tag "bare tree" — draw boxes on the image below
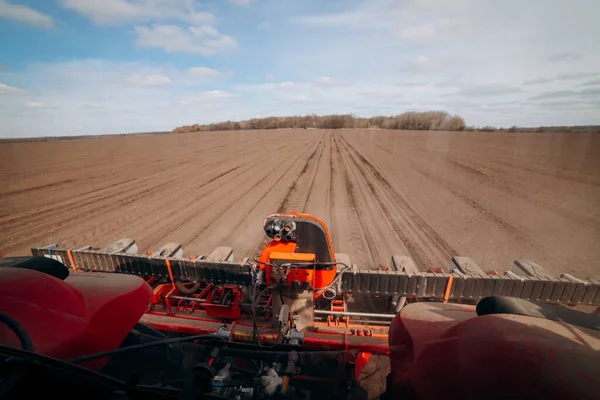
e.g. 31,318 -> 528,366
173,111 -> 468,133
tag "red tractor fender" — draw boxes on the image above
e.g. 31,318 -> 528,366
388,302 -> 600,399
0,268 -> 151,370
388,302 -> 477,385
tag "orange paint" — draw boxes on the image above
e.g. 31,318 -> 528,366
67,250 -> 77,273
443,275 -> 454,303
259,213 -> 340,298
165,259 -> 176,288
290,211 -> 337,263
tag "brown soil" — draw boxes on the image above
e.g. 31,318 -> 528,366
2,129 -> 600,398
2,129 -> 599,280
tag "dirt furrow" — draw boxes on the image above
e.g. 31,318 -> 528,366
1,129 -> 598,279
338,134 -> 457,263
330,133 -> 377,267
0,148 -> 224,227
338,136 -> 430,267
63,164 -> 246,249
0,131 -> 313,254
233,133 -> 330,255
275,135 -> 325,215
0,153 -> 246,250
304,131 -> 333,225
447,153 -> 600,228
182,132 -> 324,256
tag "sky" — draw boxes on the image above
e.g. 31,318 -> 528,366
0,0 -> 599,138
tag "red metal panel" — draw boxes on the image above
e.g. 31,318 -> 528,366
0,268 -> 151,371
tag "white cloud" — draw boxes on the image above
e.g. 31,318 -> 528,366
0,60 -> 209,138
291,0 -> 476,41
530,87 -> 600,100
180,90 -> 234,104
0,0 -> 53,28
58,1 -> 234,58
126,73 -> 172,86
435,80 -> 461,88
403,53 -> 462,73
0,82 -> 25,94
524,72 -> 600,86
24,101 -> 44,108
403,56 -> 430,72
581,78 -> 600,87
134,24 -> 237,55
236,81 -> 409,113
59,0 -> 214,25
236,82 -> 298,92
314,76 -> 340,86
548,52 -> 581,63
396,23 -> 437,43
358,88 -> 404,99
292,95 -> 308,102
451,83 -> 522,97
280,81 -> 295,89
3,1 -> 600,137
189,67 -> 222,80
394,16 -> 472,44
257,21 -> 272,31
291,10 -> 366,27
523,77 -> 553,86
229,0 -> 253,5
556,72 -> 600,80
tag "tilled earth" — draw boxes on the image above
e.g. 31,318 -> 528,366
2,129 -> 598,278
1,128 -> 599,398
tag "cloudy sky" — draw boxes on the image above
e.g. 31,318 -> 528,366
0,0 -> 599,138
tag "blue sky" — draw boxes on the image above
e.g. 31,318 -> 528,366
0,0 -> 599,137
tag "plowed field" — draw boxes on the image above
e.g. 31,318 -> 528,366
1,129 -> 599,279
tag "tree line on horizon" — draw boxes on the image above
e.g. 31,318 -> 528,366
173,111 -> 467,133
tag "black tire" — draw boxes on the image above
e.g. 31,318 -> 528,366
176,281 -> 201,294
